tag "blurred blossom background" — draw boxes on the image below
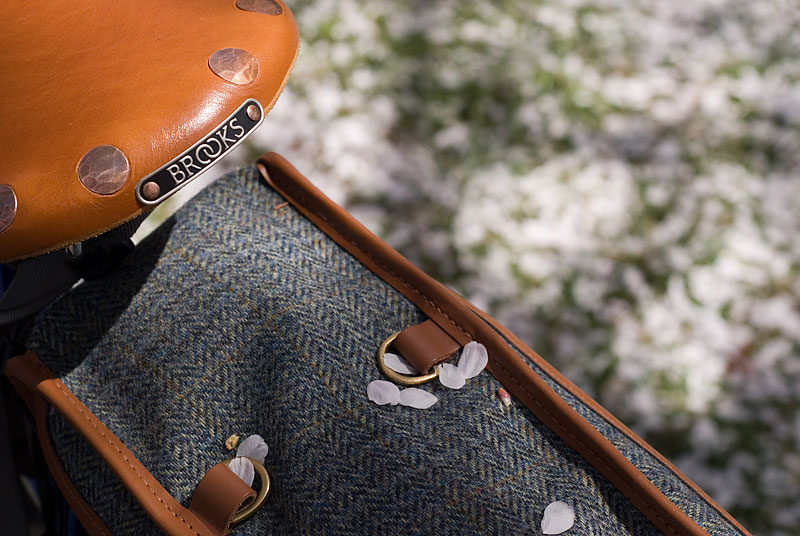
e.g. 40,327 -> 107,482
145,1 -> 800,533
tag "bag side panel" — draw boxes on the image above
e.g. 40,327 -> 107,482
27,167 -> 667,535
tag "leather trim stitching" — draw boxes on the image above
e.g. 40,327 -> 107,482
36,408 -> 110,535
9,372 -> 112,535
271,174 -> 685,536
476,311 -> 748,536
24,354 -> 203,536
490,359 -> 678,535
274,180 -> 472,343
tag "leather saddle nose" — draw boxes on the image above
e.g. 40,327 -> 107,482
0,0 -> 299,262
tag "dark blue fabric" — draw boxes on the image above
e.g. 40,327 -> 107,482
482,322 -> 744,536
27,167 -> 733,535
0,263 -> 15,295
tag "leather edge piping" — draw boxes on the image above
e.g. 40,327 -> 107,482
4,363 -> 112,536
4,351 -> 216,536
467,303 -> 752,536
257,152 -> 749,536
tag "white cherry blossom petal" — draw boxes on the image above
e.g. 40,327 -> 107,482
384,352 -> 418,375
236,434 -> 268,463
227,456 -> 255,487
437,363 -> 466,389
368,380 -> 401,405
458,341 -> 488,379
398,388 -> 438,409
541,501 -> 575,534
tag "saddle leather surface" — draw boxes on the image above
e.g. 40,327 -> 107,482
0,0 -> 298,262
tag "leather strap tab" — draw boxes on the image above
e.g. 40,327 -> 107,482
392,319 -> 461,374
189,463 -> 256,536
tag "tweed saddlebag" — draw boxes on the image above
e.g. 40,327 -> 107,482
5,154 -> 749,536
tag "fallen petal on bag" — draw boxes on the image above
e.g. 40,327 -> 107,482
541,501 -> 575,535
458,341 -> 488,379
227,456 -> 256,488
398,388 -> 438,409
437,363 -> 466,389
368,380 -> 401,405
384,352 -> 418,375
236,434 -> 268,463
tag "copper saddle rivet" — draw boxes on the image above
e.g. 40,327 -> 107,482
246,104 -> 262,121
141,182 -> 161,201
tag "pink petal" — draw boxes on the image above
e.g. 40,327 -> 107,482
398,388 -> 438,409
541,501 -> 575,534
437,363 -> 466,389
227,456 -> 255,487
457,341 -> 488,379
497,387 -> 512,407
368,380 -> 401,405
384,353 -> 418,375
236,434 -> 268,463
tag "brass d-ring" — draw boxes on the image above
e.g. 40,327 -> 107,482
377,331 -> 439,386
222,457 -> 271,524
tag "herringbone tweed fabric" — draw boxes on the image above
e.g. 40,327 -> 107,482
28,167 -> 741,535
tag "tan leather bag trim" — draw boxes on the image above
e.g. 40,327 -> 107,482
189,463 -> 256,536
258,152 -> 749,536
392,319 -> 461,373
467,304 -> 752,536
4,352 -> 217,536
5,368 -> 113,536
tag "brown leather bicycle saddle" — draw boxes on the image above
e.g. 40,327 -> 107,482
0,0 -> 299,262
